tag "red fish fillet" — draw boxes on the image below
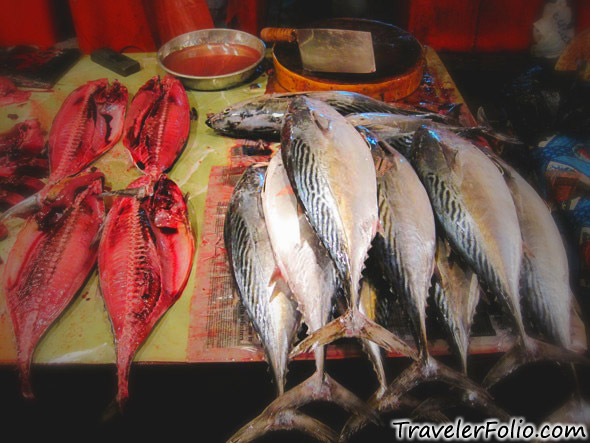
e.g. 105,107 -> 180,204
98,174 -> 194,407
3,172 -> 105,398
48,79 -> 127,184
123,75 -> 190,178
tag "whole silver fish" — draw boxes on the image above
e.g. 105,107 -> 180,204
347,112 -> 518,158
370,142 -> 436,360
206,91 -> 445,139
281,96 -> 378,307
238,152 -> 375,438
433,238 -> 480,373
498,158 -> 571,348
282,96 -> 414,359
224,164 -> 300,395
412,127 -> 526,341
261,153 -> 337,364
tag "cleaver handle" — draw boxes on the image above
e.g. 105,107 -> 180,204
260,28 -> 297,43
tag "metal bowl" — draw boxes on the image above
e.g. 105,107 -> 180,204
158,29 -> 265,91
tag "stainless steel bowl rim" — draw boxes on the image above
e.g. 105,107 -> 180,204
157,28 -> 266,81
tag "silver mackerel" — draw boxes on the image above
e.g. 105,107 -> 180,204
224,164 -> 300,395
412,127 -> 525,340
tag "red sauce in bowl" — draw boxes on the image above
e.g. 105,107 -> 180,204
163,43 -> 262,77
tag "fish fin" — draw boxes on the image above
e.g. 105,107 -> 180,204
276,184 -> 294,197
19,362 -> 34,400
289,310 -> 417,360
264,370 -> 379,424
101,399 -> 123,422
311,110 -> 333,134
268,267 -> 283,287
343,356 -> 494,439
90,220 -> 106,249
0,193 -> 41,221
410,397 -> 452,423
522,242 -> 536,259
269,285 -> 284,302
483,338 -> 590,389
228,408 -> 338,443
445,103 -> 463,122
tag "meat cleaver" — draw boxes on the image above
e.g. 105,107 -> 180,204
260,27 -> 376,74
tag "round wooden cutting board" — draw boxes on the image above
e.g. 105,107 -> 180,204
271,18 -> 424,101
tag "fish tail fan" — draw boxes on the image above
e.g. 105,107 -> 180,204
426,356 -> 493,400
261,369 -> 379,425
341,356 -> 493,441
483,337 -> 590,389
410,398 -> 451,423
101,399 -> 123,422
116,353 -> 132,410
19,361 -> 34,400
227,408 -> 338,443
289,309 -> 417,360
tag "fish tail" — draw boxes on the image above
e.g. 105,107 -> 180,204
483,337 -> 590,389
341,356 -> 494,440
227,408 -> 338,443
116,353 -> 132,409
289,309 -> 417,360
19,361 -> 34,400
263,369 -> 379,425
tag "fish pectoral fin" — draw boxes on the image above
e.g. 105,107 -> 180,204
289,310 -> 417,360
522,242 -> 536,260
268,267 -> 283,287
227,408 -> 338,443
264,370 -> 379,424
311,110 -> 332,134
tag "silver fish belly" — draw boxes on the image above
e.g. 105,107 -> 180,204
371,143 -> 436,358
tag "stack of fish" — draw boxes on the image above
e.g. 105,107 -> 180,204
209,90 -> 587,441
2,75 -> 195,409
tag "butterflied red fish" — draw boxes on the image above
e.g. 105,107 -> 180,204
48,79 -> 127,184
3,172 -> 105,398
98,174 -> 194,407
123,75 -> 190,177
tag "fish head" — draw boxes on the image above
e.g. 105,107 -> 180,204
412,126 -> 458,176
149,175 -> 189,230
206,95 -> 291,136
36,171 -> 104,229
